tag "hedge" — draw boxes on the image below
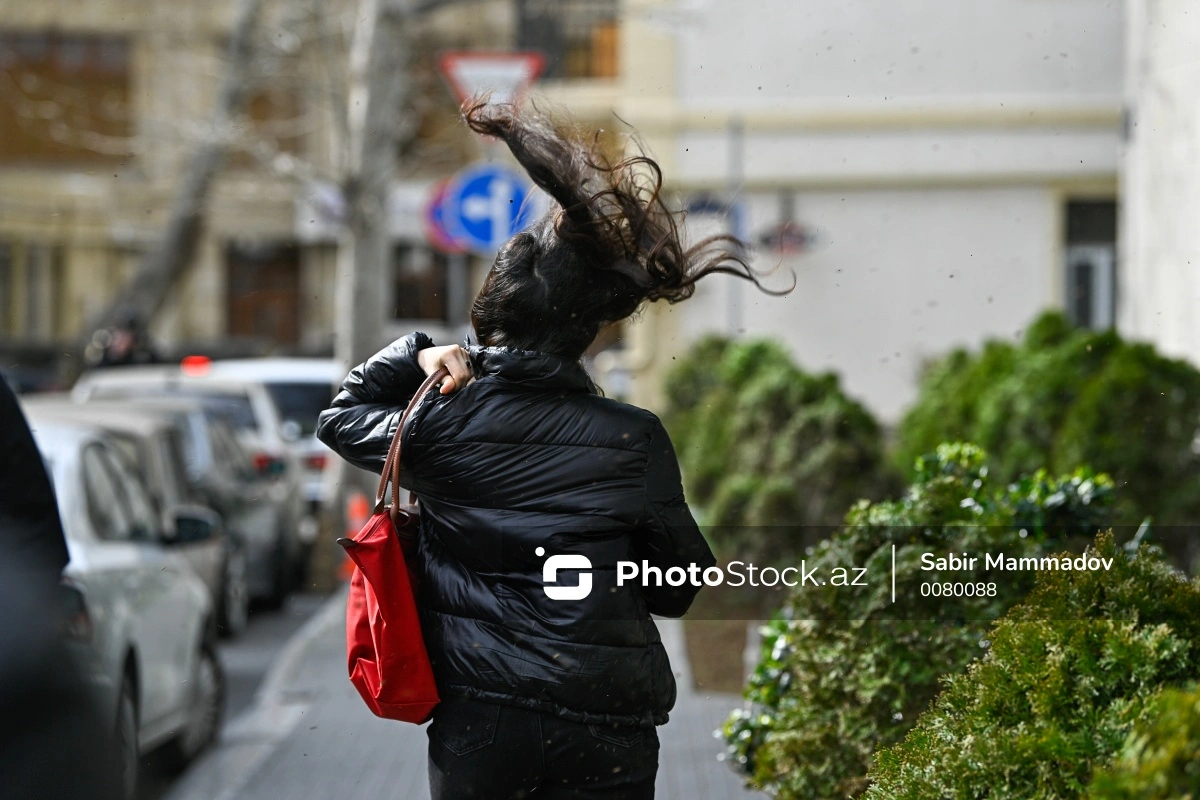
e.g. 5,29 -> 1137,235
664,336 -> 897,562
866,532 -> 1200,799
895,311 -> 1200,534
1086,683 -> 1200,799
723,443 -> 1114,799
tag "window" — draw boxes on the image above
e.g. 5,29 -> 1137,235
1064,201 -> 1117,330
229,85 -> 304,170
226,241 -> 301,346
209,418 -> 252,480
394,245 -> 448,321
0,31 -> 131,163
265,381 -> 334,437
0,240 -> 65,340
160,429 -> 195,508
196,392 -> 260,432
101,445 -> 160,541
24,242 -> 64,340
517,0 -> 619,80
89,386 -> 261,432
82,444 -> 134,541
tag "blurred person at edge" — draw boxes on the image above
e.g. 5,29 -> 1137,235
318,100 -> 793,800
86,309 -> 161,369
0,378 -> 123,800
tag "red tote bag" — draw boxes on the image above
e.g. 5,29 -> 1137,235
336,367 -> 447,724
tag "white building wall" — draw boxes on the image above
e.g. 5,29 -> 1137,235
617,0 -> 1125,421
1119,0 -> 1200,360
681,187 -> 1059,422
676,128 -> 1121,185
675,0 -> 1123,104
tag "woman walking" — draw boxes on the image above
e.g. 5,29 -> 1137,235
316,100 -> 786,799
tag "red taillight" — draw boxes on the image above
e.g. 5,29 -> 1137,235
180,355 -> 212,376
305,454 -> 328,470
252,451 -> 286,476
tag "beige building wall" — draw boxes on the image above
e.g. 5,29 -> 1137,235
0,0 -> 500,361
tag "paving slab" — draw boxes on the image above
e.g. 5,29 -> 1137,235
167,589 -> 765,800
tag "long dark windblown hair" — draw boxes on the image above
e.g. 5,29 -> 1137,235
465,99 -> 791,359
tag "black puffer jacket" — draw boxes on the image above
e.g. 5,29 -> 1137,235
316,333 -> 714,727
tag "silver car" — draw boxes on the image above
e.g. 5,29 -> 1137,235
72,366 -> 308,602
24,397 -> 253,637
27,418 -> 224,800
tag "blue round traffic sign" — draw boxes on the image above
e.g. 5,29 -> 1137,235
442,162 -> 542,255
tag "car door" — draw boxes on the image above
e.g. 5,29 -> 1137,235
96,444 -> 201,735
77,442 -> 146,713
158,427 -> 223,596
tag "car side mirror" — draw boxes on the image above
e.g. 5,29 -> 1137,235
168,506 -> 222,545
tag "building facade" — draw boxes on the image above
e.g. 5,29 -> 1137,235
0,0 -> 618,377
593,0 -> 1125,422
2,0 -> 1142,425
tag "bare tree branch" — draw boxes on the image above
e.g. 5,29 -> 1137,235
66,0 -> 266,380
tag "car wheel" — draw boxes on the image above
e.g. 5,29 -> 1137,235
217,546 -> 250,638
163,642 -> 224,770
115,677 -> 139,800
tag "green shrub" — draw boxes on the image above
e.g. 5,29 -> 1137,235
866,533 -> 1200,800
895,311 -> 1200,529
724,444 -> 1114,799
664,337 -> 897,561
1086,683 -> 1200,799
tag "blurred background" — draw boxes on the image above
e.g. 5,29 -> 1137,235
6,0 -> 1193,418
4,2 -> 1200,799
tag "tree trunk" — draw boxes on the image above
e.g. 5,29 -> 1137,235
324,0 -> 414,524
335,0 -> 411,374
66,0 -> 264,383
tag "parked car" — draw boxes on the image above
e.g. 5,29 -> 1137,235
72,364 -> 309,592
23,397 -> 252,634
120,395 -> 298,607
201,358 -> 342,518
26,418 -> 224,800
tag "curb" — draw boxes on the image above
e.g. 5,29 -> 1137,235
162,586 -> 348,800
253,583 -> 348,708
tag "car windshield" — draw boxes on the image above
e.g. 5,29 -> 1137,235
193,393 -> 259,432
264,382 -> 334,437
91,386 -> 260,432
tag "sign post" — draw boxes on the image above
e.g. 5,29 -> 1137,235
440,162 -> 545,255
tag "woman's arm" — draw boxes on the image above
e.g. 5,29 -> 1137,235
315,332 -> 436,474
637,418 -> 717,618
316,334 -> 475,474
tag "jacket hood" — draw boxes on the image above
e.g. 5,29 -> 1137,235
465,344 -> 596,393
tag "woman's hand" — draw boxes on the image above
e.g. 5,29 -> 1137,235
417,345 -> 474,395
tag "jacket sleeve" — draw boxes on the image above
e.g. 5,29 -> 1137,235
636,418 -> 716,618
315,332 -> 436,475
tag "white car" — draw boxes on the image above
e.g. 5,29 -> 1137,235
28,419 -> 224,800
199,357 -> 342,515
73,361 -> 311,590
24,397 -> 252,636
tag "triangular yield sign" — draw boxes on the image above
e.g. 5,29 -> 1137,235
439,51 -> 545,106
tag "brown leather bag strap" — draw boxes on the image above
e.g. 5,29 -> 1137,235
375,366 -> 450,511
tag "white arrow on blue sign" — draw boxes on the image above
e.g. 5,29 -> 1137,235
442,162 -> 544,255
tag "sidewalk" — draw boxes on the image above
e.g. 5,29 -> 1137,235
166,588 -> 765,800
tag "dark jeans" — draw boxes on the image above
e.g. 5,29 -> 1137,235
427,696 -> 659,799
